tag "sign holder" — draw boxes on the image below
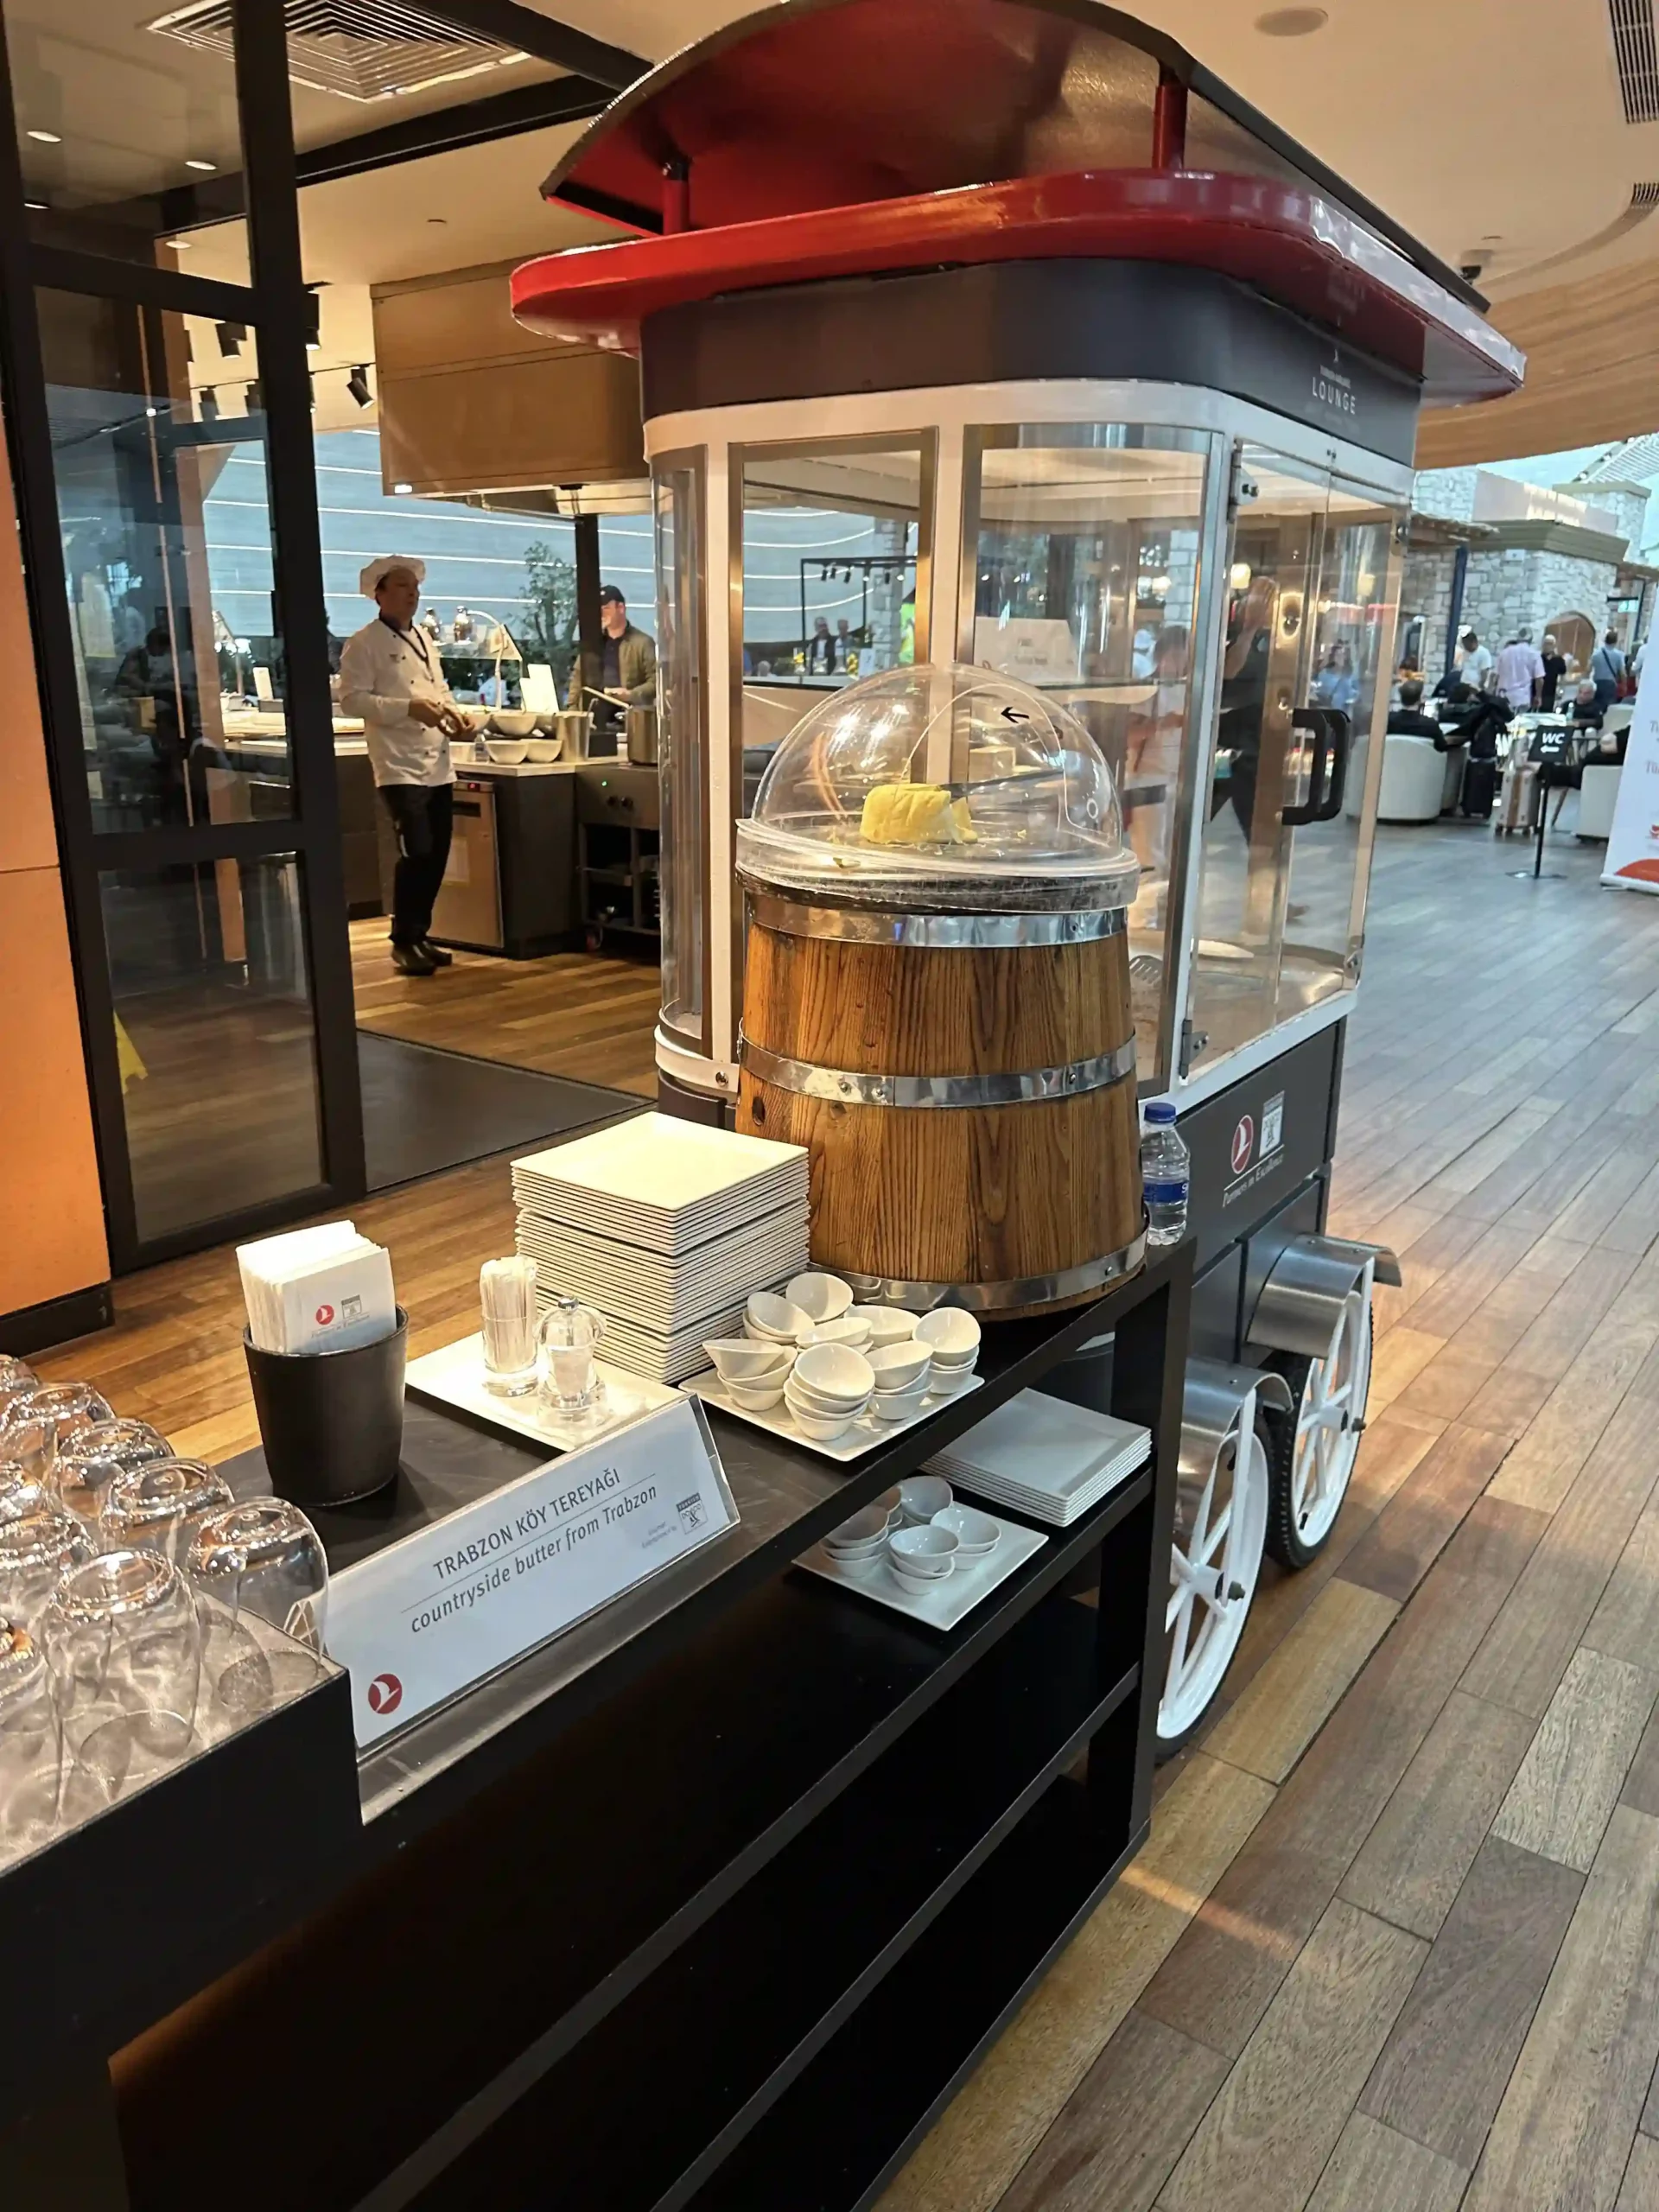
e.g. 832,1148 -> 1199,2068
324,1396 -> 739,1750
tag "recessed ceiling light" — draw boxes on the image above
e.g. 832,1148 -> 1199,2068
165,238 -> 192,250
185,158 -> 216,172
27,128 -> 61,143
393,481 -> 414,494
24,200 -> 46,212
1255,6 -> 1328,32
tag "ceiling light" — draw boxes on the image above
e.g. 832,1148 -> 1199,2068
393,481 -> 414,495
1254,7 -> 1327,31
23,200 -> 45,212
215,320 -> 245,358
346,365 -> 372,409
27,129 -> 61,143
185,157 -> 216,172
165,237 -> 191,250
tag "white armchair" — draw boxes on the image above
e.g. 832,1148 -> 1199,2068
1578,762 -> 1623,840
1376,734 -> 1450,823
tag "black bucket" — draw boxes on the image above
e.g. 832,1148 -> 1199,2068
243,1308 -> 407,1506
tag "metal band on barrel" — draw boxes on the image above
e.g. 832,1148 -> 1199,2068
737,1033 -> 1137,1108
747,893 -> 1126,949
842,1234 -> 1148,1314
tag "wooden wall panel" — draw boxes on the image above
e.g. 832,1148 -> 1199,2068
0,397 -> 108,1317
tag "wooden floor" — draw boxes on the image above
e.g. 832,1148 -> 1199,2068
33,817 -> 1659,2207
349,917 -> 659,1097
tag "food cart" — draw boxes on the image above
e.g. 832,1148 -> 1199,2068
512,0 -> 1524,1748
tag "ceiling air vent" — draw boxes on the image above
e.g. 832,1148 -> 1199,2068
1631,180 -> 1659,207
1611,0 -> 1659,124
145,0 -> 528,104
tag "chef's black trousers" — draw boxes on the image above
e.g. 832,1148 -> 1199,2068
378,781 -> 454,946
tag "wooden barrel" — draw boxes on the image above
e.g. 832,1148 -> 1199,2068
735,892 -> 1144,1316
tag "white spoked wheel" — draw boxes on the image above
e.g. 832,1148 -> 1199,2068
1158,1402 -> 1270,1756
1264,1289 -> 1372,1570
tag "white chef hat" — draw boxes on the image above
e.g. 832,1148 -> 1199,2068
359,554 -> 427,597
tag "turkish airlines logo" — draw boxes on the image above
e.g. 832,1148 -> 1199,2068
315,1303 -> 335,1326
1231,1116 -> 1255,1176
367,1673 -> 403,1716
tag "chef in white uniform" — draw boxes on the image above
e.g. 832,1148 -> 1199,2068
339,555 -> 467,976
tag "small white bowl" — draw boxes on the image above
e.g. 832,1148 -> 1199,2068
800,1313 -> 871,1350
747,1292 -> 811,1343
485,737 -> 531,763
703,1337 -> 791,1382
728,1376 -> 787,1411
868,1340 -> 931,1392
854,1306 -> 917,1347
792,1342 -> 875,1407
786,1368 -> 869,1412
787,1402 -> 859,1442
899,1475 -> 953,1523
915,1310 -> 982,1363
927,1363 -> 978,1396
889,1524 -> 959,1575
523,735 -> 564,762
489,709 -> 538,739
872,1382 -> 931,1423
785,1271 -> 855,1324
824,1504 -> 889,1553
932,1503 -> 1000,1554
874,1487 -> 902,1522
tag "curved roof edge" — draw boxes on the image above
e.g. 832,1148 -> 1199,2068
538,0 -> 1485,312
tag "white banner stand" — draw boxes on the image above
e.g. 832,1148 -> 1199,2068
1601,652 -> 1659,893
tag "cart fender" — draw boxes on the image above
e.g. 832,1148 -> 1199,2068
1245,1235 -> 1401,1363
1179,1357 -> 1294,1491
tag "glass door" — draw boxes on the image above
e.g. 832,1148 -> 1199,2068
1185,446 -> 1402,1077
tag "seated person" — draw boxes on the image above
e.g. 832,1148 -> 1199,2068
1570,681 -> 1605,732
1386,679 -> 1446,741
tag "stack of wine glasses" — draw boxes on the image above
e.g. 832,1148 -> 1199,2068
0,1356 -> 334,1863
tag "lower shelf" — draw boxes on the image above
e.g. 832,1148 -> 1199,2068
406,1599 -> 1135,2211
690,1745 -> 1145,2212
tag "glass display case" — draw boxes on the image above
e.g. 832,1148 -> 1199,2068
644,392 -> 1405,1109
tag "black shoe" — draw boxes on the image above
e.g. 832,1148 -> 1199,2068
417,938 -> 454,966
391,940 -> 438,976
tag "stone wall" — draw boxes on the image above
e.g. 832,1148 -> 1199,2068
1400,543 -> 1617,672
1413,467 -> 1481,523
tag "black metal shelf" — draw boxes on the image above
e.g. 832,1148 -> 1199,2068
399,1595 -> 1136,2212
690,1766 -> 1144,2212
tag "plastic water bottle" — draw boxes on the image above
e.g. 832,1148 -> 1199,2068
1141,1101 -> 1190,1247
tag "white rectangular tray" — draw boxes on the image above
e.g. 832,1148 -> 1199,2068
793,1518 -> 1046,1630
679,1366 -> 983,1464
406,1332 -> 677,1454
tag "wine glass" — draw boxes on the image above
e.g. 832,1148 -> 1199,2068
54,1418 -> 172,1529
0,1507 -> 96,1626
100,1458 -> 234,1567
41,1551 -> 202,1811
0,1620 -> 60,1859
0,1357 -> 38,1420
186,1497 -> 329,1716
0,1382 -> 114,1480
0,1462 -> 48,1525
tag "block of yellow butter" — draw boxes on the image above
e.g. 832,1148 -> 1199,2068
859,784 -> 976,845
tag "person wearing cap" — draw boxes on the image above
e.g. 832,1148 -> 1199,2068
568,584 -> 657,753
339,556 -> 467,976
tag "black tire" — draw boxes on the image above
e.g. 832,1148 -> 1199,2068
1258,1297 -> 1373,1572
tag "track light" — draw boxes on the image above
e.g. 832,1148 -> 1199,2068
216,321 -> 245,358
346,364 -> 372,409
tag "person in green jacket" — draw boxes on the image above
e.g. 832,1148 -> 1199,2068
570,585 -> 658,753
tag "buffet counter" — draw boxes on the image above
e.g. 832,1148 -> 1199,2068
1,1249 -> 1189,2212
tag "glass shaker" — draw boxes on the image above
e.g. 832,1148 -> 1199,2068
538,1297 -> 606,1419
480,1255 -> 538,1396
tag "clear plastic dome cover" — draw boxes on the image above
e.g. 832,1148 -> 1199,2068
736,664 -> 1137,911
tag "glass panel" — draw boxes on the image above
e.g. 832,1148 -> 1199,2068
1188,447 -> 1329,1074
654,459 -> 704,1047
1280,485 -> 1403,1026
37,293 -> 303,833
6,0 -> 248,270
99,855 -> 324,1244
967,425 -> 1213,1090
739,441 -> 925,809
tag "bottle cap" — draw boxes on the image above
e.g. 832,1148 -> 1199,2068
1144,1101 -> 1178,1124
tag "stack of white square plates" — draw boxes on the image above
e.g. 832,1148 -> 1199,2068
926,1391 -> 1151,1527
511,1116 -> 810,1384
